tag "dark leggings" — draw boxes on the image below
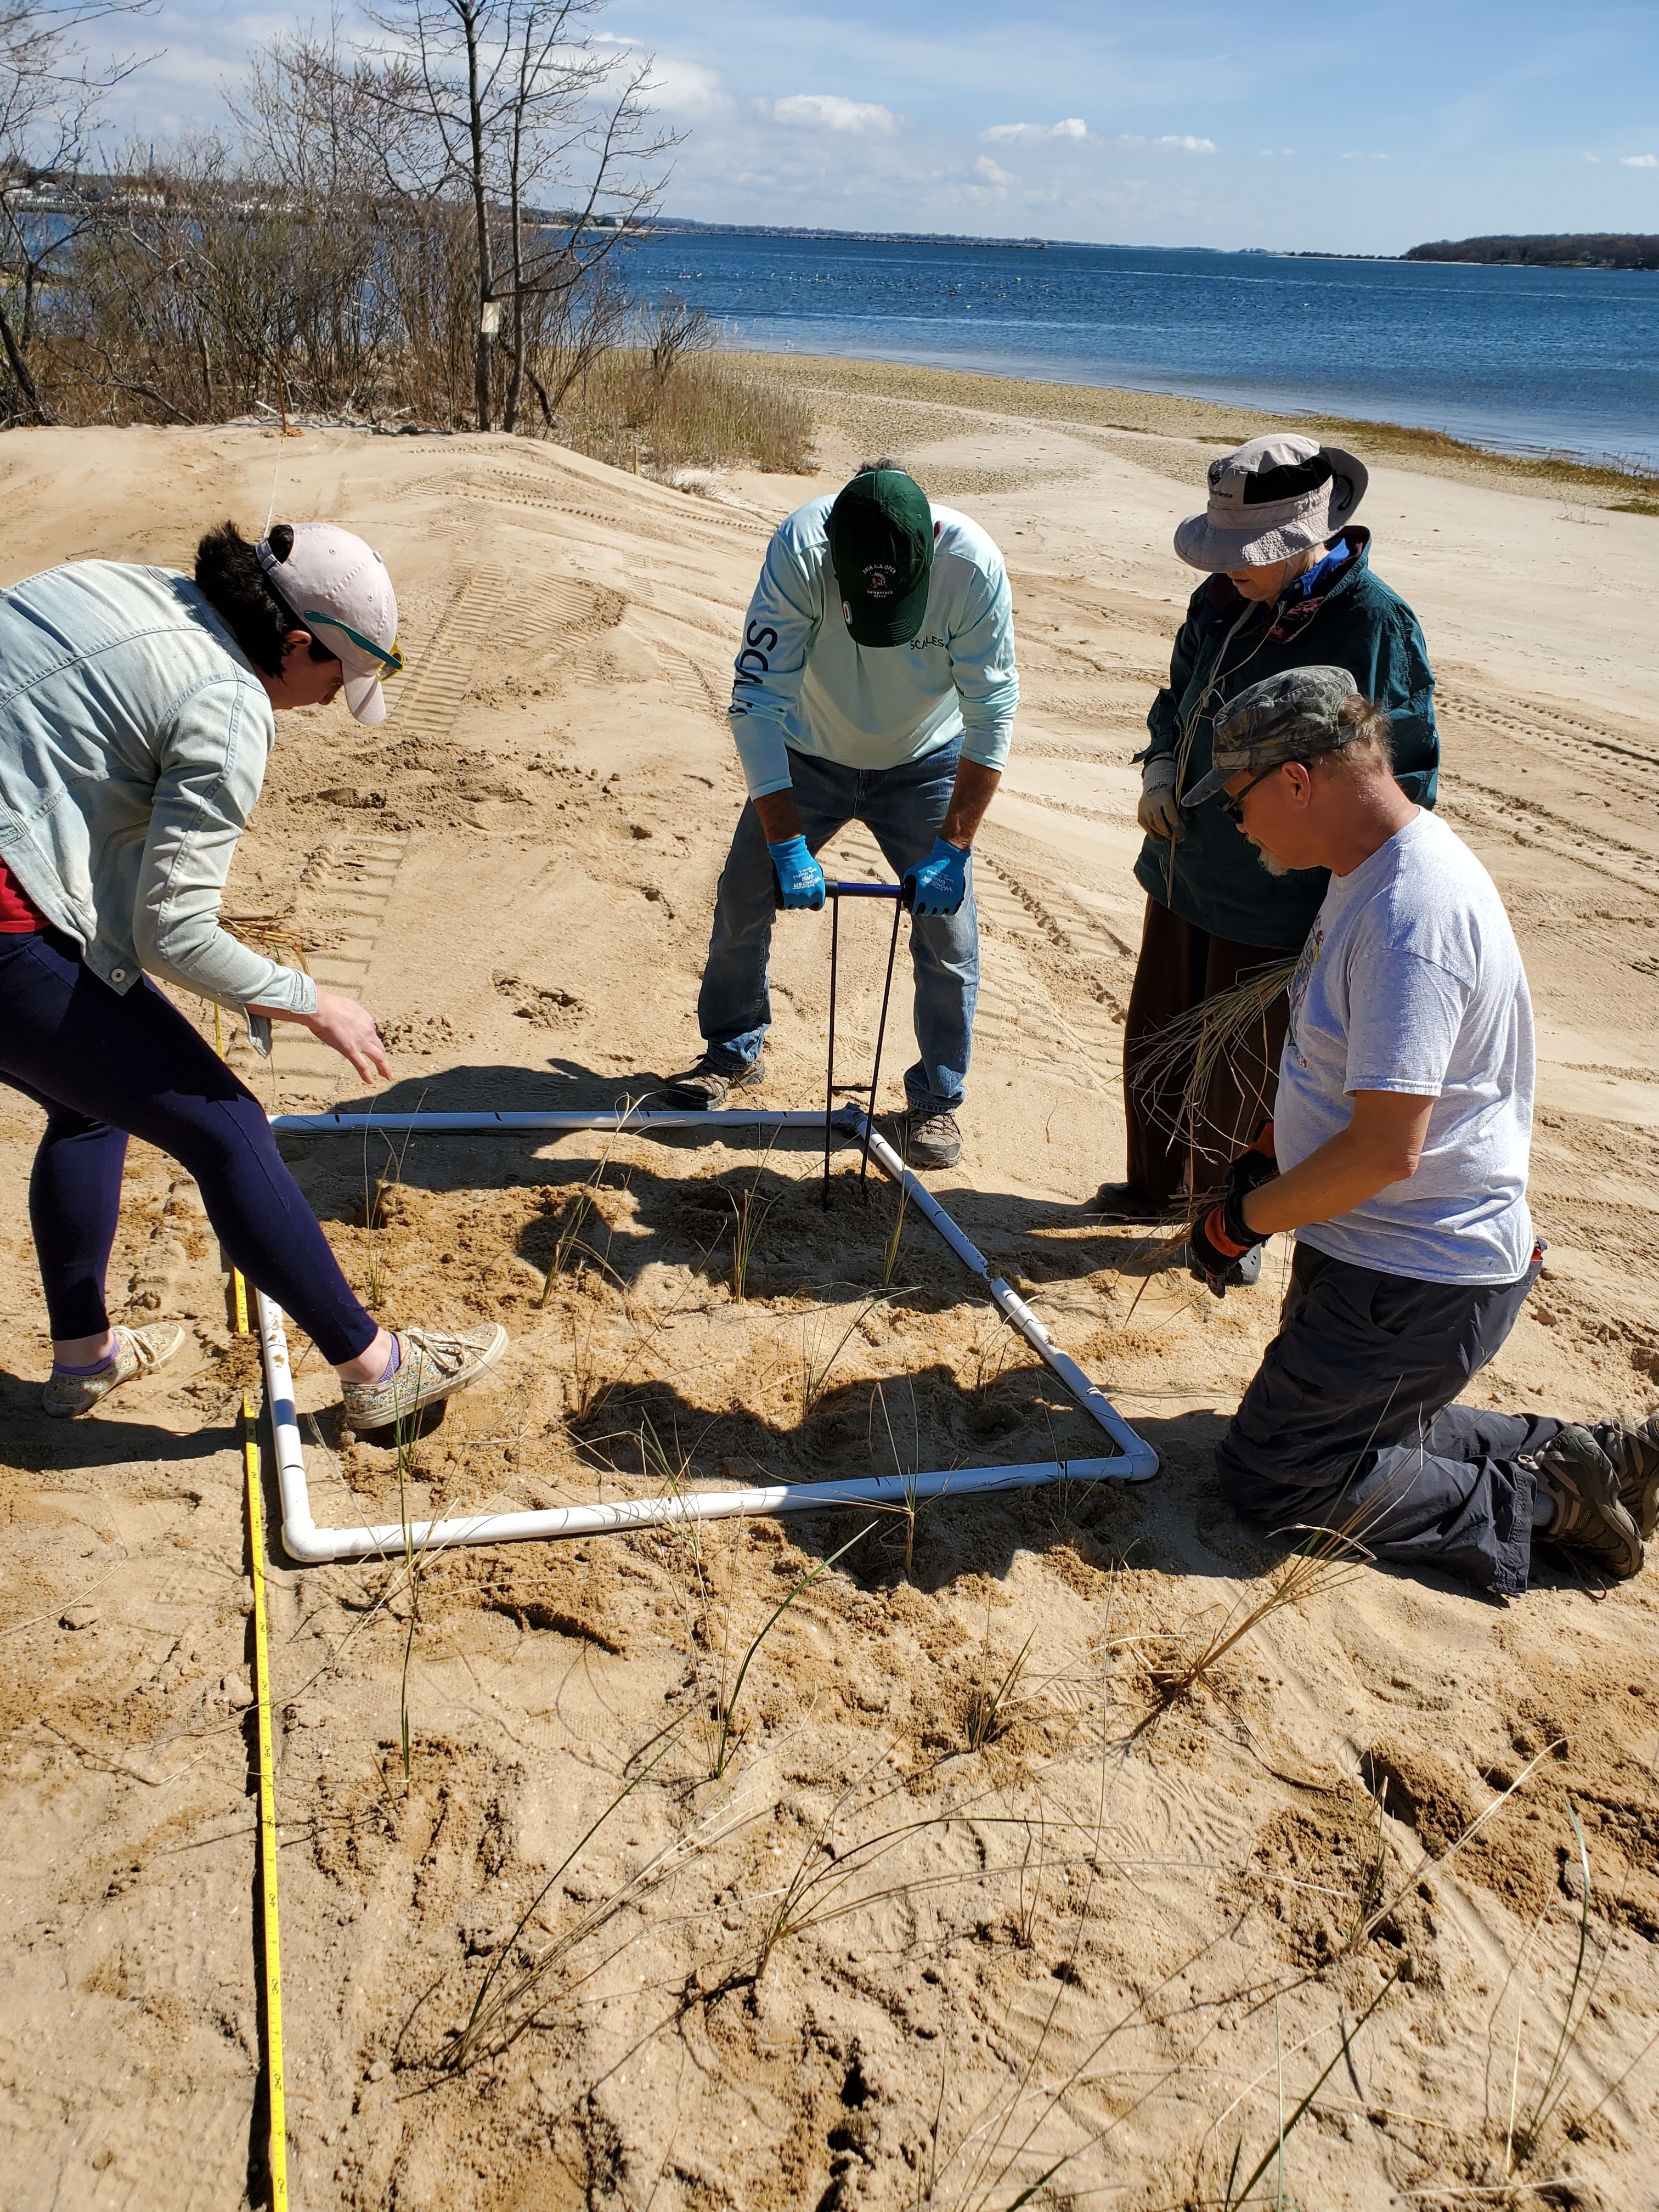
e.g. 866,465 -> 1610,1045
0,929 -> 377,1364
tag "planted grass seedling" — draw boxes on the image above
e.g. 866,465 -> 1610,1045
356,1088 -> 428,1313
1144,1519 -> 1373,1707
537,1112 -> 641,1306
449,1733 -> 687,2069
961,1627 -> 1035,1754
710,1521 -> 875,1778
870,1376 -> 926,1576
726,1138 -> 785,1301
879,1126 -> 913,1289
1507,1799 -> 1596,2173
800,1292 -> 902,1425
1218,1970 -> 1402,2212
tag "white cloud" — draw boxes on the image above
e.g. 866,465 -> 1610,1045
1259,147 -> 1295,157
1341,150 -> 1391,161
982,118 -> 1087,143
1622,153 -> 1658,167
973,155 -> 1012,187
1152,134 -> 1217,153
643,56 -> 731,118
771,94 -> 898,135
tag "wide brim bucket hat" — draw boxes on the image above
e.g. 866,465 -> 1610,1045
1173,432 -> 1369,572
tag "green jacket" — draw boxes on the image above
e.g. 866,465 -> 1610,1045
1135,531 -> 1438,950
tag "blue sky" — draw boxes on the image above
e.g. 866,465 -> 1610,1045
82,1 -> 1659,253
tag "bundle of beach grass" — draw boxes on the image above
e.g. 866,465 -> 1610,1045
1131,956 -> 1297,1171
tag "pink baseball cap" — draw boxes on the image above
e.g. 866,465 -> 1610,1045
255,522 -> 403,724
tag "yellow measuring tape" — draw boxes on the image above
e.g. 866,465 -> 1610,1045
216,998 -> 289,2205
235,1266 -> 289,2209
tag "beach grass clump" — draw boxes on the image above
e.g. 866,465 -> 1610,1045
552,350 -> 814,476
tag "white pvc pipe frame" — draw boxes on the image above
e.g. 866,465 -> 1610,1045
257,1105 -> 1156,1564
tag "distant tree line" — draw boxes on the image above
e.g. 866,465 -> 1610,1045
0,0 -> 678,433
1404,233 -> 1659,271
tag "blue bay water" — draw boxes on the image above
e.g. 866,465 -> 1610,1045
627,233 -> 1659,470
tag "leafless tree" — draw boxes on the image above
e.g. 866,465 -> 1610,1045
0,0 -> 154,422
363,0 -> 674,431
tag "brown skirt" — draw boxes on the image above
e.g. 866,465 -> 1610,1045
1122,894 -> 1291,1209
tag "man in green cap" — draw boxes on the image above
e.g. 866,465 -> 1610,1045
663,461 -> 1019,1169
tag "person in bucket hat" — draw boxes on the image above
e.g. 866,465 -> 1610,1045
662,461 -> 1020,1171
1181,667 -> 1659,1594
0,520 -> 506,1430
1094,431 -> 1440,1226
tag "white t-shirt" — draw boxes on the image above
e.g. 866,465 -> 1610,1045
1276,809 -> 1534,1284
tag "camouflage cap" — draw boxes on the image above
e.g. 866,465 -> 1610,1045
1184,665 -> 1361,805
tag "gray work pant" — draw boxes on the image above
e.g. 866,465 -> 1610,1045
1217,1241 -> 1552,1596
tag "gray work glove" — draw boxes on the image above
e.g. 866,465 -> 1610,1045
1137,755 -> 1186,842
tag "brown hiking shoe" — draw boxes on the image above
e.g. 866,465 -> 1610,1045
658,1053 -> 765,1109
892,1109 -> 961,1170
1536,1425 -> 1644,1579
1593,1412 -> 1659,1539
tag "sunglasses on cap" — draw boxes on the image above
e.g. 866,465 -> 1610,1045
1220,759 -> 1308,826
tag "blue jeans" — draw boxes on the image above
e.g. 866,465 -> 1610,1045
1217,1242 -> 1551,1595
0,928 -> 377,1364
697,744 -> 979,1115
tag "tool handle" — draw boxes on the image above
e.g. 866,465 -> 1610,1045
827,881 -> 903,899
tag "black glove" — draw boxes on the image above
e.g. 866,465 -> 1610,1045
1189,1127 -> 1277,1297
1188,1205 -> 1260,1296
1220,1121 -> 1277,1216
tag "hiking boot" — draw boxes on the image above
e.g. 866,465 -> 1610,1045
1593,1412 -> 1659,1539
1536,1425 -> 1644,1580
893,1109 -> 961,1170
1092,1181 -> 1188,1224
339,1323 -> 509,1433
42,1322 -> 188,1418
658,1053 -> 765,1110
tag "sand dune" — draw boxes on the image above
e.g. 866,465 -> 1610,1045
1,402 -> 1657,2210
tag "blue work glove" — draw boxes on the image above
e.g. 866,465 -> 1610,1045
903,836 -> 970,918
768,834 -> 826,911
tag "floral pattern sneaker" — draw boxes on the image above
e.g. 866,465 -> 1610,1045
338,1323 -> 509,1432
42,1323 -> 188,1418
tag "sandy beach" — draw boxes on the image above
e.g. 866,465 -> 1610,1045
2,367 -> 1657,2211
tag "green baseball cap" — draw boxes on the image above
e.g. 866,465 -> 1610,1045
826,468 -> 934,646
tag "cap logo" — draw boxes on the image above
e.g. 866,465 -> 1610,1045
862,563 -> 898,601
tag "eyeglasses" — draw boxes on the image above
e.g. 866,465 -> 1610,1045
1220,759 -> 1306,826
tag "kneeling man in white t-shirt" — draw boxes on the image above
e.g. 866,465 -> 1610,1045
1182,666 -> 1657,1593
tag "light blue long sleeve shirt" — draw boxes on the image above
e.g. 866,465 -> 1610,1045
0,560 -> 316,1017
728,497 -> 1019,799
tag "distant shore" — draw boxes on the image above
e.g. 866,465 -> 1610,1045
727,349 -> 1659,507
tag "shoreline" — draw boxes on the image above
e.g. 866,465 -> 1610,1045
722,348 -> 1659,506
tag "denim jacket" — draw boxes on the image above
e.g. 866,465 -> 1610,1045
0,560 -> 316,1018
